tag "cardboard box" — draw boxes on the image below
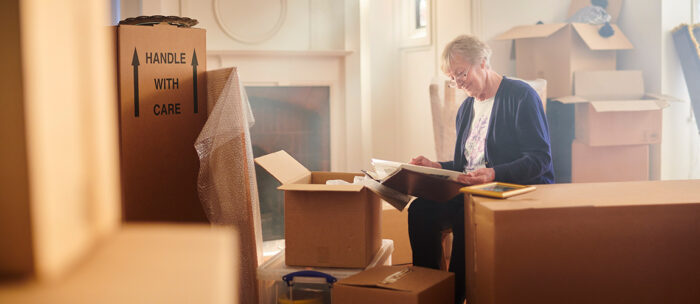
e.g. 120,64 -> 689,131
332,266 -> 454,304
257,239 -> 394,304
1,0 -> 121,280
115,23 -> 208,222
572,140 -> 649,183
555,70 -> 669,146
0,224 -> 237,303
495,0 -> 633,98
463,180 -> 700,304
381,202 -> 412,265
255,150 -> 381,268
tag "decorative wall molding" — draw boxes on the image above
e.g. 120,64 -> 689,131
207,49 -> 352,58
471,0 -> 483,39
206,49 -> 349,171
212,0 -> 288,44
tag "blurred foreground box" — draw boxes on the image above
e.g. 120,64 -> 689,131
0,224 -> 238,304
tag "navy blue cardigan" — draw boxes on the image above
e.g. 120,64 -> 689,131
439,77 -> 554,185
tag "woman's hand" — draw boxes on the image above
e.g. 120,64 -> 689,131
409,155 -> 442,169
457,168 -> 495,185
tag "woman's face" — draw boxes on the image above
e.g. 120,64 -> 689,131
448,56 -> 485,97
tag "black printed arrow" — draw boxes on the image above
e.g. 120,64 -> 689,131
191,49 -> 198,114
131,48 -> 140,117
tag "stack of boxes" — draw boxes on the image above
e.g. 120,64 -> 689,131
254,150 -> 454,303
556,70 -> 669,182
496,0 -> 672,183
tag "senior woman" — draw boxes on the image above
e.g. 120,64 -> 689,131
408,34 -> 554,303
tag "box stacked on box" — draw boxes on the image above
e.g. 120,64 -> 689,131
495,0 -> 632,99
494,0 -> 677,183
554,70 -> 669,182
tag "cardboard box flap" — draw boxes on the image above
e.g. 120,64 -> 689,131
568,0 -> 623,23
337,266 -> 449,293
552,95 -> 590,104
575,70 -> 645,100
475,180 -> 700,211
494,23 -> 568,40
571,23 -> 633,50
254,150 -> 311,185
645,93 -> 683,102
278,184 -> 364,192
590,100 -> 667,112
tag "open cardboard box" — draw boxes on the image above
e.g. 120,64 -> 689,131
463,180 -> 700,304
332,266 -> 454,304
495,0 -> 633,98
554,70 -> 672,146
255,150 -> 381,268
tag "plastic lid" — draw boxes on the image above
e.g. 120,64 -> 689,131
257,239 -> 395,282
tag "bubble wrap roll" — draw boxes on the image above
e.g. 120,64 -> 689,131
195,67 -> 262,304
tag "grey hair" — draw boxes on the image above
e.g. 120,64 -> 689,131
441,34 -> 492,74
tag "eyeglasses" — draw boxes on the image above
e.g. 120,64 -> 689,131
448,65 -> 472,88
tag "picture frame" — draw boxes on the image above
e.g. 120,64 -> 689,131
400,0 -> 432,48
460,182 -> 536,199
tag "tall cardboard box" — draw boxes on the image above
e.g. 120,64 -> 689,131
571,140 -> 649,182
333,266 -> 454,304
116,23 -> 207,222
255,151 -> 381,268
495,0 -> 633,98
463,180 -> 700,304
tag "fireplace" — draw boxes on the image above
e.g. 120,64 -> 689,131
248,86 -> 330,241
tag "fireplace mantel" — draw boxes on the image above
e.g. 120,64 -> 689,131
208,49 -> 353,58
206,49 -> 352,171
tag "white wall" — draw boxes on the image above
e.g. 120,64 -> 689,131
393,0 -> 472,163
367,0 -> 398,161
617,0 -> 700,179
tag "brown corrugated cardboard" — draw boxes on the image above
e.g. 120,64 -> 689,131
463,180 -> 700,304
555,70 -> 669,146
571,140 -> 649,182
255,151 -> 381,268
116,23 -> 208,222
495,0 -> 633,98
332,266 -> 454,304
381,202 -> 412,265
0,224 -> 237,304
1,0 -> 121,280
